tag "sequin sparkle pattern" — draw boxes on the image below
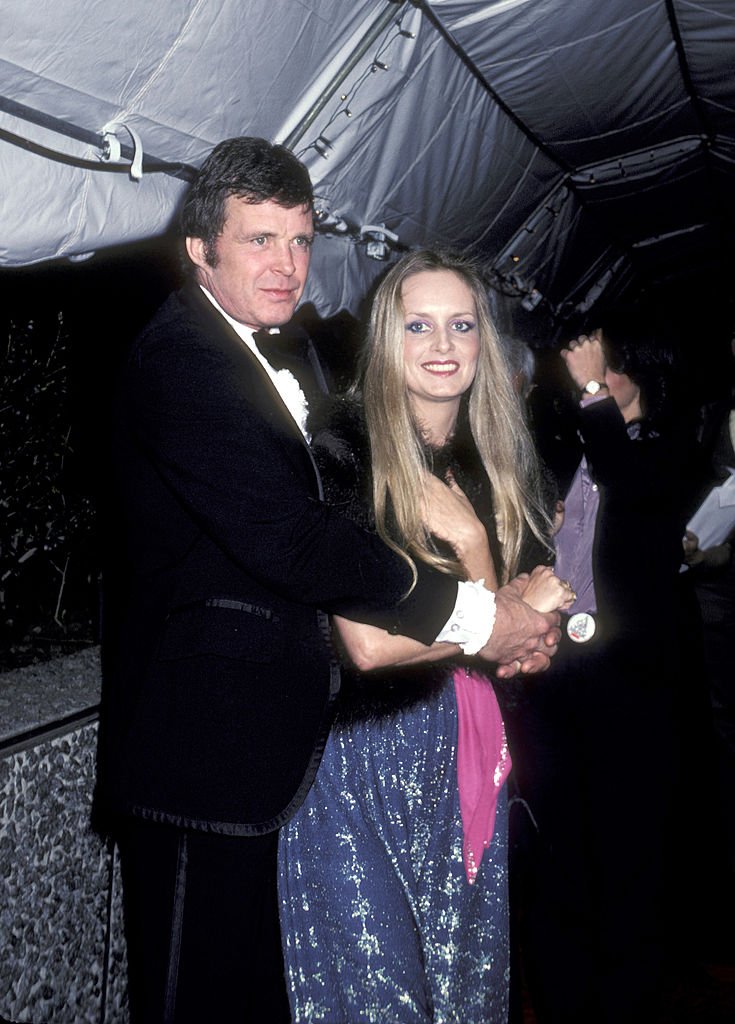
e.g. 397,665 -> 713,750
278,683 -> 510,1023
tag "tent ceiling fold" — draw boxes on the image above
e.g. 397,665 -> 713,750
0,0 -> 733,324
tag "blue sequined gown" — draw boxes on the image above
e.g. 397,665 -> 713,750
277,401 -> 511,1023
278,684 -> 509,1023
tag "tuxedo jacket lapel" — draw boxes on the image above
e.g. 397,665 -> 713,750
184,284 -> 315,454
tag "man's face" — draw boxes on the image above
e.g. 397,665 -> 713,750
186,196 -> 314,329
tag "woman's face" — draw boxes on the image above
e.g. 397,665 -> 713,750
401,270 -> 481,423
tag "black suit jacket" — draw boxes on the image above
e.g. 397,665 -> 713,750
98,284 -> 457,835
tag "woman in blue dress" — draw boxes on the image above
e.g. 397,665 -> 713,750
278,250 -> 572,1023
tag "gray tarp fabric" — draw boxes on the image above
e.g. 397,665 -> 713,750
1,0 -> 733,322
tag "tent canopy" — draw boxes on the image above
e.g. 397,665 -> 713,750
2,0 -> 734,333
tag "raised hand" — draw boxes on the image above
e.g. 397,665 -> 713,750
560,331 -> 607,391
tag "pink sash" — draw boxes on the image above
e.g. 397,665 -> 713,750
454,667 -> 512,884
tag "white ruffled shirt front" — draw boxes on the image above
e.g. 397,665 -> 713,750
199,286 -> 310,440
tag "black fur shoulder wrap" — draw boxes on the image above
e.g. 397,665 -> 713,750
310,394 -> 503,725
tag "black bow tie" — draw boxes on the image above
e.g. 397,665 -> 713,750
251,326 -> 330,404
253,328 -> 278,354
252,329 -> 292,373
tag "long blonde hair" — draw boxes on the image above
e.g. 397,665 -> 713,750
362,248 -> 550,585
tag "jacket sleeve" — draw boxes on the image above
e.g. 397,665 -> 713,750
577,396 -> 678,497
576,395 -> 691,634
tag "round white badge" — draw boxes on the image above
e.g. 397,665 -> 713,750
566,612 -> 596,644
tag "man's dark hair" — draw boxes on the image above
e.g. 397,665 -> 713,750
181,136 -> 314,265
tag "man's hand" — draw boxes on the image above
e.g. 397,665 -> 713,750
683,528 -> 732,571
477,575 -> 560,677
495,633 -> 561,679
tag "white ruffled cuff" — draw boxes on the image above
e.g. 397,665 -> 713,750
436,579 -> 496,656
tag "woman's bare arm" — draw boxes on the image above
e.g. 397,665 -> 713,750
334,565 -> 573,671
333,614 -> 462,671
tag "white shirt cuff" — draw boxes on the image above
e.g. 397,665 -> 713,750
435,579 -> 496,656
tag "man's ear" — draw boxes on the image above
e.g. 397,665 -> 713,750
185,236 -> 207,270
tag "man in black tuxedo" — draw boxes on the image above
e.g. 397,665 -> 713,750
97,136 -> 559,1022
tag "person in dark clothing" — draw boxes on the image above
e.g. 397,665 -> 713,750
683,330 -> 735,943
504,316 -> 696,1024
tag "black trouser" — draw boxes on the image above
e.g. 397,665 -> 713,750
504,628 -> 682,1024
117,817 -> 291,1023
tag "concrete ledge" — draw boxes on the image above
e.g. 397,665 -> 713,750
0,646 -> 102,747
0,648 -> 128,1024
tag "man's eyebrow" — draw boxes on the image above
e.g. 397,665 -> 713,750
237,229 -> 314,239
233,228 -> 273,239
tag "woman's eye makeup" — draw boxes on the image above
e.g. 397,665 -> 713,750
405,319 -> 476,334
406,320 -> 431,333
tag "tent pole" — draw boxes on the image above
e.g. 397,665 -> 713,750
0,95 -> 196,180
